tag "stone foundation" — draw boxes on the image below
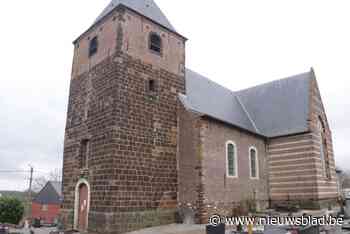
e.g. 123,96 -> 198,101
90,209 -> 176,234
60,208 -> 177,234
271,198 -> 339,210
202,200 -> 269,220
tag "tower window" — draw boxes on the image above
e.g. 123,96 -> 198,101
148,79 -> 156,92
89,36 -> 98,57
80,139 -> 90,169
149,33 -> 162,54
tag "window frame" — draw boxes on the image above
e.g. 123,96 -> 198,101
226,141 -> 238,178
148,32 -> 162,55
249,146 -> 259,180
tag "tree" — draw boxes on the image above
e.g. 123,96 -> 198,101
0,197 -> 24,224
32,168 -> 62,192
337,168 -> 350,190
342,170 -> 350,189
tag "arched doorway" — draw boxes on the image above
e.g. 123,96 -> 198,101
74,179 -> 90,231
78,184 -> 88,230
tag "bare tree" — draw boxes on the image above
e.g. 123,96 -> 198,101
48,168 -> 62,182
32,176 -> 47,192
32,168 -> 62,192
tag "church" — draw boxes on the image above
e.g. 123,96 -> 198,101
61,0 -> 338,233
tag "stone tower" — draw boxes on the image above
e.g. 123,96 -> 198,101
61,1 -> 186,233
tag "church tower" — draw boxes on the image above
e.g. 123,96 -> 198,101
61,1 -> 186,233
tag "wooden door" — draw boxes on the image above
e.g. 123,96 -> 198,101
78,184 -> 88,231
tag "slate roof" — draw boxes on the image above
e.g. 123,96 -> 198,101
180,69 -> 313,138
33,181 -> 62,205
179,70 -> 258,134
94,0 -> 176,32
50,181 -> 62,197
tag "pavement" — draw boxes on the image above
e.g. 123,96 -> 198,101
8,225 -> 206,234
124,224 -> 206,234
7,223 -> 350,234
9,227 -> 57,234
122,223 -> 350,234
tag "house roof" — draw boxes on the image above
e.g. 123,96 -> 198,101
50,181 -> 62,197
33,181 -> 62,205
180,69 -> 313,138
94,0 -> 176,32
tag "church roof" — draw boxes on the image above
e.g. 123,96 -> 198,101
94,0 -> 176,32
180,69 -> 312,138
180,70 -> 258,134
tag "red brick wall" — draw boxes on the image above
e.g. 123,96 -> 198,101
199,118 -> 269,221
72,6 -> 185,78
32,202 -> 60,224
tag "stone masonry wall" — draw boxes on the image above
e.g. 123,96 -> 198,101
63,6 -> 186,234
63,50 -> 185,234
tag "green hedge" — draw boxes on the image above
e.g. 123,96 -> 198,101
0,197 -> 24,224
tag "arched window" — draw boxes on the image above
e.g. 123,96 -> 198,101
318,118 -> 331,179
226,141 -> 238,177
149,33 -> 162,54
249,147 -> 259,179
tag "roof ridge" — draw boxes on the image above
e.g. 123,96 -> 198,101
235,95 -> 260,134
187,68 -> 312,98
235,70 -> 312,94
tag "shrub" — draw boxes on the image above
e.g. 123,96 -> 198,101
0,197 -> 24,224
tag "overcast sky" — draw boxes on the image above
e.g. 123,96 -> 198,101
0,0 -> 349,191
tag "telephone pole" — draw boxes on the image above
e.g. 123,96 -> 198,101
28,166 -> 34,220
